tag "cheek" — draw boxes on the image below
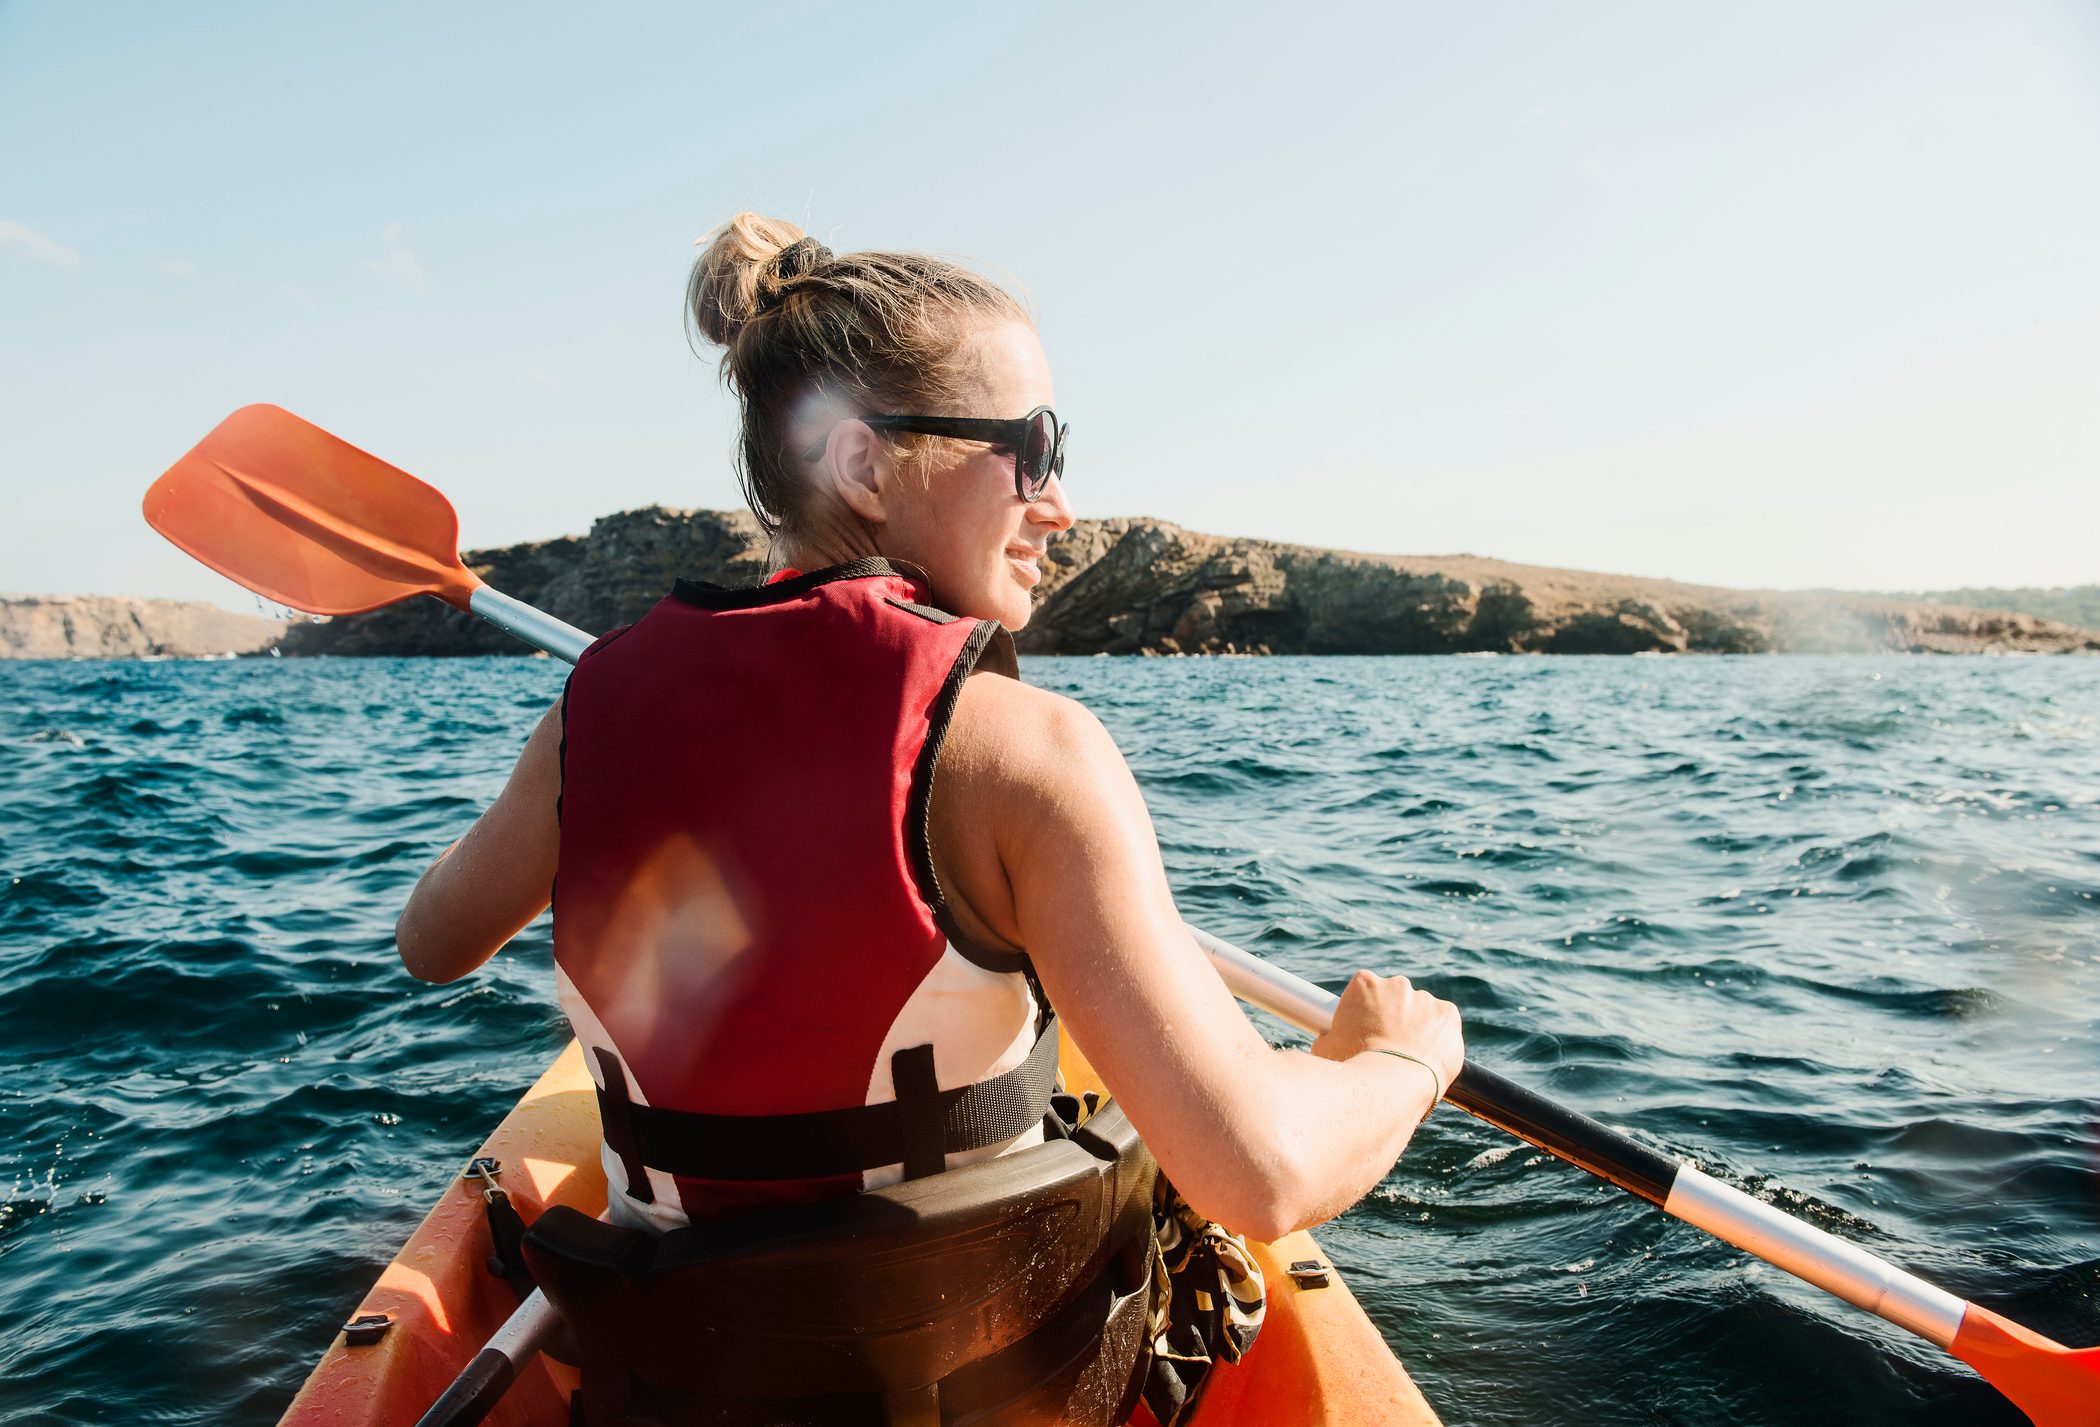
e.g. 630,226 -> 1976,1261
885,467 -> 957,545
950,458 -> 1022,549
888,458 -> 1011,571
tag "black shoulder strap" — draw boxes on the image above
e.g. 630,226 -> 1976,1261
596,1016 -> 1061,1189
907,618 -> 1033,978
594,1046 -> 657,1205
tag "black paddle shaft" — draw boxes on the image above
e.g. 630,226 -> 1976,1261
1447,1063 -> 1680,1206
413,1347 -> 518,1427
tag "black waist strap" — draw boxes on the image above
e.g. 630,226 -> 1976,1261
596,1017 -> 1061,1187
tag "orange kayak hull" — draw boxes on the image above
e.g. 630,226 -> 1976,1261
279,1040 -> 1440,1427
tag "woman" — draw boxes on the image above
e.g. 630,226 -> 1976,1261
395,213 -> 1463,1247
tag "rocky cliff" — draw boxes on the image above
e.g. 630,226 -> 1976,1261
0,595 -> 285,660
268,508 -> 2099,658
1020,522 -> 2100,656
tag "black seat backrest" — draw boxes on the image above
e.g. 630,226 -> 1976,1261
523,1099 -> 1156,1421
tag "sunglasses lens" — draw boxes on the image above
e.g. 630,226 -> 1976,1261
1019,411 -> 1057,499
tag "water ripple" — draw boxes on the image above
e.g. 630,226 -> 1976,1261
1,654 -> 2096,1426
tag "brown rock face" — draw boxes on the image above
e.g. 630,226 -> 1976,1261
267,509 -> 2100,658
1020,523 -> 2098,656
0,596 -> 285,659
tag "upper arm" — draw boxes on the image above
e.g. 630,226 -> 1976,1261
943,680 -> 1292,1228
396,700 -> 563,983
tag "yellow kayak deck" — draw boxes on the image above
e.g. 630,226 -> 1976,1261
281,1038 -> 1441,1426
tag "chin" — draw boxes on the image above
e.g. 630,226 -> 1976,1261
933,565 -> 1035,630
994,573 -> 1039,631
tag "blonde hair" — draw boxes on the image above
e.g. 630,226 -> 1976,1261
687,212 -> 1029,543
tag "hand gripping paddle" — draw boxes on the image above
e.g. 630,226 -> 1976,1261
146,407 -> 2098,1427
142,404 -> 590,661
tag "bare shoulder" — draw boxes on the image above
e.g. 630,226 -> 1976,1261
942,672 -> 1125,802
929,671 -> 1153,952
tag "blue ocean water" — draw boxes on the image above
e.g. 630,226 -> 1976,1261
1,654 -> 2096,1426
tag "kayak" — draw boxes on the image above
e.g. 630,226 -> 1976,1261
279,1032 -> 1443,1426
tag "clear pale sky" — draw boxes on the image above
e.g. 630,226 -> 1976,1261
3,1 -> 2097,609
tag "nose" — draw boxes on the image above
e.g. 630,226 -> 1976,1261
1027,471 -> 1075,533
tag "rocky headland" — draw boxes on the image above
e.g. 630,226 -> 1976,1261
0,595 -> 285,660
263,508 -> 2100,659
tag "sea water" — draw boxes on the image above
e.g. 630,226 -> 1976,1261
1,655 -> 2095,1425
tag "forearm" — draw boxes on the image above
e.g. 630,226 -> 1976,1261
396,838 -> 553,982
397,838 -> 471,982
396,705 -> 562,982
1156,1045 -> 1434,1240
1263,1047 -> 1438,1233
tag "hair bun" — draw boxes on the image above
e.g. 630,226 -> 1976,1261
755,238 -> 833,313
687,212 -> 812,347
775,237 -> 831,280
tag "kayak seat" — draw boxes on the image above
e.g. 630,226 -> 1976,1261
522,1096 -> 1158,1427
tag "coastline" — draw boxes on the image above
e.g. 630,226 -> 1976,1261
11,512 -> 2096,659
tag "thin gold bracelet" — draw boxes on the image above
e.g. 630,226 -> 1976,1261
1370,1048 -> 1442,1111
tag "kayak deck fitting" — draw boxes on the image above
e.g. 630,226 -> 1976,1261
280,1035 -> 1442,1426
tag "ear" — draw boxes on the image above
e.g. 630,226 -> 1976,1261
820,419 -> 891,526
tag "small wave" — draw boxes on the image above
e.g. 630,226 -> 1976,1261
0,872 -> 102,917
1832,853 -> 1896,882
349,793 -> 482,826
1453,740 -> 1560,763
1415,877 -> 1492,899
1461,1144 -> 1524,1173
1450,843 -> 1554,869
72,770 -> 186,818
1328,784 -> 1420,814
1691,830 -> 1792,854
0,1194 -> 53,1247
215,847 -> 353,878
1558,914 -> 1690,951
64,671 -> 143,695
1830,982 -> 2010,1019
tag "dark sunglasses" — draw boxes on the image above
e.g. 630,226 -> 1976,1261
862,405 -> 1069,502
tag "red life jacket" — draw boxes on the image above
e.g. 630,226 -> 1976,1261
552,559 -> 1054,1227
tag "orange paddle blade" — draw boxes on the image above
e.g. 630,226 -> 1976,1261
142,404 -> 482,615
1952,1303 -> 2100,1427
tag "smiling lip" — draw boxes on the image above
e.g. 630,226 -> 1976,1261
1006,547 -> 1044,587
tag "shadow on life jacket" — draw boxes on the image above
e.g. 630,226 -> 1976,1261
522,1093 -> 1158,1427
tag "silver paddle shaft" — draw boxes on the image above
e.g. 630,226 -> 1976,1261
1194,920 -> 1968,1350
469,585 -> 593,664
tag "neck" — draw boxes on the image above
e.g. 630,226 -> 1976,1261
774,503 -> 885,574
